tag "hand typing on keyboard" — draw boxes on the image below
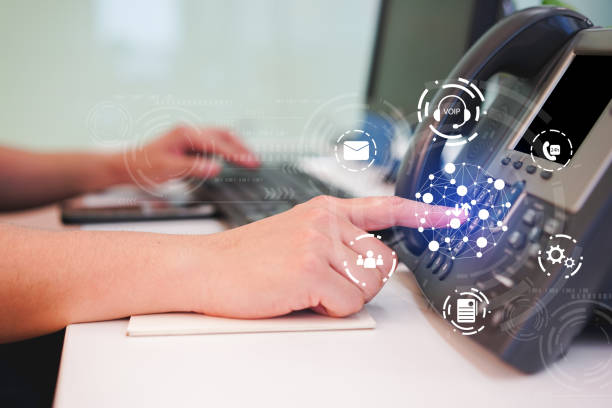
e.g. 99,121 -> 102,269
119,125 -> 260,185
192,196 -> 464,319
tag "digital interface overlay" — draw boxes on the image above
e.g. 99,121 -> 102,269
413,163 -> 514,259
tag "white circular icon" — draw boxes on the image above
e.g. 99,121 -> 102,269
343,233 -> 397,286
334,129 -> 377,172
529,129 -> 573,172
537,233 -> 584,279
417,78 -> 486,146
442,288 -> 491,336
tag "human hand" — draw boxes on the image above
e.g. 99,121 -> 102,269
191,196 -> 464,318
115,126 -> 260,185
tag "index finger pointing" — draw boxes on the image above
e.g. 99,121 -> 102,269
309,195 -> 467,231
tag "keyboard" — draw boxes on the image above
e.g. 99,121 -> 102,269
193,163 -> 352,226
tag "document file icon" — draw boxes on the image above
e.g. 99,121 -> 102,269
456,299 -> 476,323
343,141 -> 370,161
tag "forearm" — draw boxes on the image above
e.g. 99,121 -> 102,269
0,223 -> 205,342
0,147 -> 128,211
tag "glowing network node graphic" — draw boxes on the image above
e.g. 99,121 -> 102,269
414,163 -> 511,259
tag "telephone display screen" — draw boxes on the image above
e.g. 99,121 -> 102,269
513,55 -> 612,161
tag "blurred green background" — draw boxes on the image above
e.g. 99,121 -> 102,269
0,0 -> 610,151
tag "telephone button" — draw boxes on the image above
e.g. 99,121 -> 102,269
494,273 -> 514,288
508,181 -> 525,200
528,226 -> 542,242
422,250 -> 438,268
430,254 -> 445,274
508,230 -> 526,250
540,170 -> 553,180
485,190 -> 499,207
467,216 -> 481,233
501,157 -> 511,165
513,160 -> 523,169
522,208 -> 540,226
527,243 -> 541,258
451,240 -> 468,257
494,207 -> 505,220
438,259 -> 453,280
526,165 -> 537,174
476,188 -> 490,204
543,218 -> 562,235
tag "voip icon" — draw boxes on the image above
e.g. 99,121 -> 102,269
343,140 -> 370,161
433,95 -> 471,129
543,141 -> 561,161
417,78 -> 486,146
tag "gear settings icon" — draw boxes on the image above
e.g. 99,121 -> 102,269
545,244 -> 565,265
538,234 -> 583,279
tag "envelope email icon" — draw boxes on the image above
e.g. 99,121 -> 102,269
343,140 -> 370,161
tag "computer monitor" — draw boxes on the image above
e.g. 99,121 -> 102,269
366,0 -> 504,114
359,0 -> 504,177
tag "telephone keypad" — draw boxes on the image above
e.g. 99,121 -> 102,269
416,175 -> 544,282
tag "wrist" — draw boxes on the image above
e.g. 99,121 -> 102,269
78,152 -> 130,192
101,152 -> 131,186
162,234 -> 215,314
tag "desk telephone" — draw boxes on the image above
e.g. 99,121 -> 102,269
393,7 -> 612,373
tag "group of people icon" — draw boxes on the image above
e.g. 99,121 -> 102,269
356,250 -> 384,269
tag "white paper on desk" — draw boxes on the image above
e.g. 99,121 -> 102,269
80,219 -> 226,235
127,309 -> 375,336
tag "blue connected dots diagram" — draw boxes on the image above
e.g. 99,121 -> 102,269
413,162 -> 512,259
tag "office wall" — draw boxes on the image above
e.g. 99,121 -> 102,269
0,0 -> 379,151
2,1 -> 609,152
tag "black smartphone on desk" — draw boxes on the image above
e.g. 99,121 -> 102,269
61,185 -> 216,224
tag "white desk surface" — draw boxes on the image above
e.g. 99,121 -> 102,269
54,218 -> 612,408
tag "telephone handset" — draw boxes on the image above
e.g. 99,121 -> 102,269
392,7 -> 612,374
541,141 -> 558,161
